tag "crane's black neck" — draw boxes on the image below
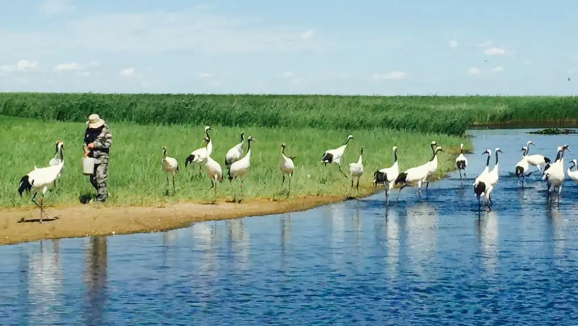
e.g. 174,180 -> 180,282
240,133 -> 245,142
394,150 -> 398,162
343,138 -> 351,145
486,155 -> 491,167
205,128 -> 211,140
495,151 -> 500,165
430,148 -> 440,161
460,147 -> 463,154
248,139 -> 252,151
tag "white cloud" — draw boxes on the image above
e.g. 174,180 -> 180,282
475,41 -> 492,48
38,0 -> 76,16
119,67 -> 135,77
283,71 -> 294,78
523,60 -> 532,66
484,47 -> 507,56
198,73 -> 212,79
373,71 -> 406,80
291,77 -> 303,85
491,66 -> 504,73
300,30 -> 315,39
449,40 -> 458,48
0,7 -> 331,56
0,59 -> 39,72
54,62 -> 83,71
89,60 -> 99,67
78,71 -> 91,77
468,67 -> 481,75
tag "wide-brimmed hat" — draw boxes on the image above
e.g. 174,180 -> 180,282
87,114 -> 105,128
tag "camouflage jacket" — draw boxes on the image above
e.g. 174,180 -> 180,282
85,124 -> 113,164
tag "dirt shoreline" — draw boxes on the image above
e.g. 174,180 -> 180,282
0,189 -> 382,246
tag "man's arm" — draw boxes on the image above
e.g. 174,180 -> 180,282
92,126 -> 113,150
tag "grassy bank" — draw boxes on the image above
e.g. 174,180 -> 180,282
1,94 -> 578,137
0,115 -> 467,209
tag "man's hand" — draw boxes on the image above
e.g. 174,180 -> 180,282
87,143 -> 95,149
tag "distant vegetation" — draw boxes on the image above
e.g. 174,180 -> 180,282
5,93 -> 577,137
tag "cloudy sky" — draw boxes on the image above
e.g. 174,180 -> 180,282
1,0 -> 577,95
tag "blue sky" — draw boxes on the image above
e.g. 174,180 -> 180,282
0,0 -> 577,95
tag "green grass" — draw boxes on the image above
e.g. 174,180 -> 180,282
0,115 -> 468,209
1,93 -> 578,137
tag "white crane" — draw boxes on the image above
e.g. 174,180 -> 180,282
515,146 -> 532,186
228,136 -> 255,187
395,146 -> 444,199
542,144 -> 571,203
525,141 -> 551,173
225,132 -> 245,170
349,147 -> 364,192
321,135 -> 354,178
373,146 -> 399,205
204,141 -> 223,200
473,150 -> 494,212
18,150 -> 65,223
185,126 -> 212,174
487,147 -> 503,187
280,143 -> 296,192
48,141 -> 64,187
424,141 -> 441,191
474,149 -> 492,186
567,159 -> 578,185
455,143 -> 468,179
161,146 -> 179,194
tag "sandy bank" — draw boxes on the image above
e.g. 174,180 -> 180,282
0,190 -> 380,246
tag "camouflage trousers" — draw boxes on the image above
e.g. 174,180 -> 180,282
90,162 -> 109,202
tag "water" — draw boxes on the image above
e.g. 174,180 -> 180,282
3,129 -> 578,325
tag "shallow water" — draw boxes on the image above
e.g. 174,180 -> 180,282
3,129 -> 578,325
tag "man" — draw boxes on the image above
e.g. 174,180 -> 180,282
84,114 -> 113,203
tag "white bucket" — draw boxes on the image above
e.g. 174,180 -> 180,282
83,157 -> 96,175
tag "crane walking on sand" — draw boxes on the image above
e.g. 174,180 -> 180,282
18,141 -> 65,223
321,135 -> 354,178
162,146 -> 179,194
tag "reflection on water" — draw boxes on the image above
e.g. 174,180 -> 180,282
4,129 -> 578,324
405,202 -> 439,280
477,211 -> 499,275
29,240 -> 63,326
83,237 -> 108,326
385,208 -> 399,281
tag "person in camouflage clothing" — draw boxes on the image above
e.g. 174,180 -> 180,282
84,114 -> 113,203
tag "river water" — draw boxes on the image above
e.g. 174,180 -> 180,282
2,129 -> 578,325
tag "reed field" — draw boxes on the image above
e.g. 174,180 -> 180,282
1,93 -> 578,138
0,115 -> 466,209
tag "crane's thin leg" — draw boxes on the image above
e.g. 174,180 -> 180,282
172,174 -> 176,195
213,179 -> 217,200
338,165 -> 348,178
459,170 -> 462,180
356,178 -> 360,192
478,196 -> 481,212
464,170 -> 467,178
558,185 -> 563,204
282,174 -> 285,185
288,175 -> 292,195
198,165 -> 202,175
396,184 -> 407,201
351,178 -> 354,188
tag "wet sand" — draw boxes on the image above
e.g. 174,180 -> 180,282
0,190 -> 380,245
